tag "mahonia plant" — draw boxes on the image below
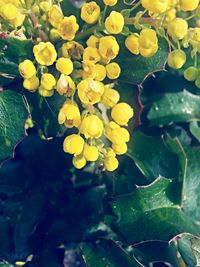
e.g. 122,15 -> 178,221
1,0 -> 200,171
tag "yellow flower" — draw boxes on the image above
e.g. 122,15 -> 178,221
141,0 -> 168,14
125,34 -> 140,55
105,11 -> 124,34
73,155 -> 87,169
23,76 -> 39,91
112,143 -> 127,155
50,29 -> 60,41
48,5 -> 63,28
111,102 -> 134,126
138,29 -> 158,57
81,1 -> 101,24
63,134 -> 85,155
184,67 -> 198,82
15,262 -> 26,266
38,86 -> 54,97
58,101 -> 81,128
101,87 -> 120,108
104,155 -> 119,171
58,16 -> 79,40
81,114 -> 103,139
106,62 -> 121,79
167,18 -> 188,40
19,60 -> 36,79
103,0 -> 117,6
40,1 -> 51,12
83,47 -> 101,63
99,36 -> 120,62
0,3 -> 18,20
77,79 -> 104,104
86,35 -> 99,48
82,60 -> 96,79
83,145 -> 99,161
62,41 -> 84,59
41,73 -> 56,90
95,64 -> 106,81
33,42 -> 57,66
56,74 -> 76,96
10,12 -> 25,27
167,50 -> 186,69
56,57 -> 73,75
164,8 -> 176,24
180,0 -> 199,11
105,121 -> 130,145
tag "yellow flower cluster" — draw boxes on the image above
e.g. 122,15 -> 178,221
0,0 -> 25,28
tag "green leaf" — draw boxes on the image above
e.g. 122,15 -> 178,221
25,91 -> 66,137
172,233 -> 200,267
0,90 -> 28,162
182,146 -> 200,222
0,38 -> 33,84
110,177 -> 199,244
147,90 -> 200,126
81,239 -> 144,267
127,132 -> 182,183
190,121 -> 200,142
116,37 -> 168,85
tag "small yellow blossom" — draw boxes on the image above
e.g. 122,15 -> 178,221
141,0 -> 168,14
63,134 -> 85,155
106,62 -> 121,79
105,11 -> 124,34
83,47 -> 101,63
23,76 -> 39,91
48,5 -> 63,28
99,36 -> 120,62
167,18 -> 188,40
73,155 -> 87,169
104,154 -> 119,171
86,35 -> 99,48
19,60 -> 36,79
77,79 -> 104,104
125,34 -> 140,55
81,1 -> 101,24
38,86 -> 54,97
101,87 -> 120,108
58,16 -> 79,40
180,0 -> 199,11
33,42 -> 57,66
103,0 -> 117,6
111,102 -> 134,126
82,60 -> 96,79
57,74 -> 76,96
81,114 -> 103,139
83,145 -> 99,161
167,50 -> 186,69
58,101 -> 81,128
41,73 -> 56,90
56,57 -> 73,75
0,3 -> 18,20
112,143 -> 127,155
95,64 -> 106,81
105,121 -> 130,145
62,41 -> 84,59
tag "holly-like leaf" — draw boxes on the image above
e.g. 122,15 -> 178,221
0,90 -> 28,162
0,38 -> 33,85
190,121 -> 200,142
127,132 -> 183,183
147,90 -> 200,126
110,177 -> 199,244
116,37 -> 168,85
81,239 -> 144,267
171,233 -> 200,267
25,92 -> 66,137
182,146 -> 200,222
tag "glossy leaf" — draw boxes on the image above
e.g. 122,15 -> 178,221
110,177 -> 199,244
0,90 -> 28,162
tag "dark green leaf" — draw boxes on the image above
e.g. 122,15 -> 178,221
110,177 -> 199,244
81,239 -> 144,267
147,90 -> 200,126
189,121 -> 200,142
116,37 -> 168,85
172,233 -> 200,267
182,146 -> 200,222
25,92 -> 66,137
0,90 -> 28,162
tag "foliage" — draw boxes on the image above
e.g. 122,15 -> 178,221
0,0 -> 200,266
